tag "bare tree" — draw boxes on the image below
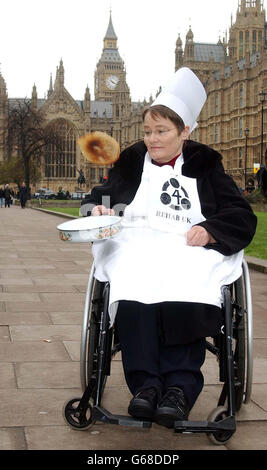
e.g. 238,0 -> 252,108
0,157 -> 41,187
1,99 -> 62,191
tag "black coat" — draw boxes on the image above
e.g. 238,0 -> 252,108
19,186 -> 28,202
4,187 -> 12,199
81,140 -> 257,256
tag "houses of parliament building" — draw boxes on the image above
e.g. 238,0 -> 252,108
0,0 -> 267,192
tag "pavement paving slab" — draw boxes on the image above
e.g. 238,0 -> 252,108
0,205 -> 266,453
0,311 -> 52,326
0,341 -> 71,362
24,424 -> 227,451
0,428 -> 27,450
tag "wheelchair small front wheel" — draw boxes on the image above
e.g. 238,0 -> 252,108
63,397 -> 95,431
207,406 -> 235,445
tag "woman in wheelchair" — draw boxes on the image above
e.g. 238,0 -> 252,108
80,68 -> 257,429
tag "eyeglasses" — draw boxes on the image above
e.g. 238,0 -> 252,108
143,128 -> 177,138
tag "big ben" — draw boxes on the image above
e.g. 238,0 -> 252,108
94,13 -> 127,101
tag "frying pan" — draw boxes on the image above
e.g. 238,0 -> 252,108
57,216 -> 122,243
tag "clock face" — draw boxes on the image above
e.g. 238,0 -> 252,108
106,75 -> 119,90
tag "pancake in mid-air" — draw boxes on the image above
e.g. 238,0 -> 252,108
78,131 -> 120,165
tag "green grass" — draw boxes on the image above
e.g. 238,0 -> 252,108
46,207 -> 267,260
245,212 -> 267,260
45,207 -> 80,217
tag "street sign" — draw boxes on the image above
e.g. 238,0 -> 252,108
254,163 -> 260,174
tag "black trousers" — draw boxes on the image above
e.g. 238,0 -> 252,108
116,301 -> 207,409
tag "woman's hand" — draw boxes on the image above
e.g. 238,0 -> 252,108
92,205 -> 115,216
186,226 -> 216,247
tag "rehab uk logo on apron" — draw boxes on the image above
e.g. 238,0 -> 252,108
146,153 -> 206,235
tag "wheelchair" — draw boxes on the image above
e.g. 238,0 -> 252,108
63,259 -> 253,446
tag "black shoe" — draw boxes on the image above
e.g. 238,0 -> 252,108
128,387 -> 159,420
154,387 -> 190,428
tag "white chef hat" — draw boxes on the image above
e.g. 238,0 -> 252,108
151,67 -> 207,133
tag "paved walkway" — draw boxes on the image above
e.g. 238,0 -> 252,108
0,205 -> 266,451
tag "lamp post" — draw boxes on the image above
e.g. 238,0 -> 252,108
244,127 -> 249,190
259,90 -> 267,165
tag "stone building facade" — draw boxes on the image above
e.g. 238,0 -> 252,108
0,14 -> 146,193
178,0 -> 267,187
1,2 -> 267,192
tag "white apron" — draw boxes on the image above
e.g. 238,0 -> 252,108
92,152 -> 243,326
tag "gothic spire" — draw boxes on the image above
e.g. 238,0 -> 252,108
32,83 -> 37,98
31,83 -> 37,110
54,59 -> 65,90
186,25 -> 194,42
104,11 -> 117,40
84,85 -> 91,114
48,73 -> 53,97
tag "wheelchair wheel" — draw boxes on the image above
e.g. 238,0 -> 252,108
207,406 -> 235,445
80,265 -> 112,405
242,259 -> 253,404
80,264 -> 97,392
63,397 -> 94,430
86,280 -> 106,392
232,276 -> 246,411
232,260 -> 253,410
80,265 -> 106,393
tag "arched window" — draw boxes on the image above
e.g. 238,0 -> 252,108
45,119 -> 76,179
252,30 -> 257,53
258,30 -> 262,48
240,84 -> 244,108
215,93 -> 219,115
245,31 -> 249,52
239,117 -> 243,138
239,31 -> 244,59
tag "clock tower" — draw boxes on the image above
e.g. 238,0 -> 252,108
94,13 -> 127,101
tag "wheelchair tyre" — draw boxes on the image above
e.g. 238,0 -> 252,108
232,277 -> 246,412
81,276 -> 111,405
63,397 -> 95,431
80,274 -> 105,392
232,260 -> 254,410
80,265 -> 97,392
207,406 -> 235,445
86,281 -> 105,388
242,259 -> 253,404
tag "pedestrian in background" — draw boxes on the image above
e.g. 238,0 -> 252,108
19,182 -> 28,209
4,184 -> 12,208
0,187 -> 4,207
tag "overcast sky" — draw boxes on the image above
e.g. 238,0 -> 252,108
1,0 -> 241,102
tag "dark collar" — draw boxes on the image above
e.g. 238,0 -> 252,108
117,140 -> 222,180
182,140 -> 222,178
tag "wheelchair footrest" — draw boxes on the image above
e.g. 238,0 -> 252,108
174,416 -> 236,434
92,405 -> 152,429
